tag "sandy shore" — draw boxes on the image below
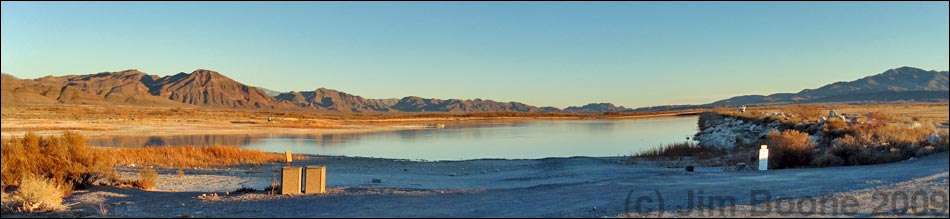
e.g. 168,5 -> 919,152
43,152 -> 947,218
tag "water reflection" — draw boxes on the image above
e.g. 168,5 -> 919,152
89,116 -> 699,160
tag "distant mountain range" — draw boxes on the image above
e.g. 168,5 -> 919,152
708,67 -> 949,106
2,67 -> 947,113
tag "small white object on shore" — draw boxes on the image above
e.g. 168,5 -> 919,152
758,145 -> 769,171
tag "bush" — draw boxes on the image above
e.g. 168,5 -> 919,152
824,117 -> 848,132
848,123 -> 934,148
766,130 -> 815,169
811,152 -> 846,167
1,132 -> 114,189
13,175 -> 66,213
136,168 -> 158,190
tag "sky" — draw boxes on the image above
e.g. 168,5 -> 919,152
1,2 -> 948,109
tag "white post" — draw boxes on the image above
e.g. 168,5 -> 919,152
758,145 -> 769,171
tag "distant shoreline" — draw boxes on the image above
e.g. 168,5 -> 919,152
0,104 -> 702,139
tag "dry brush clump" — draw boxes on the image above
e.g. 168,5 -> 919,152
10,175 -> 67,213
135,168 -> 158,190
0,132 -> 114,189
766,130 -> 815,169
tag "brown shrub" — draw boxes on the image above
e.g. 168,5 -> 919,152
811,152 -> 846,167
865,124 -> 934,148
824,117 -> 848,132
766,130 -> 815,169
136,168 -> 158,190
12,175 -> 66,213
1,132 -> 114,189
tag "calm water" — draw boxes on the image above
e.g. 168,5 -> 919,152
89,116 -> 699,161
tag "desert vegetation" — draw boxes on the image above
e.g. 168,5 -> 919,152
765,130 -> 815,169
694,103 -> 949,169
108,145 -> 301,169
0,132 -> 303,214
135,168 -> 158,190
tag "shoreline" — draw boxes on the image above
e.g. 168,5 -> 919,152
58,152 -> 949,218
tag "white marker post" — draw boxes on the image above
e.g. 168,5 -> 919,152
758,145 -> 769,171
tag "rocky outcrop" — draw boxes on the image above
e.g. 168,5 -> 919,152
694,113 -> 782,148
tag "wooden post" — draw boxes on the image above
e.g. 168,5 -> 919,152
285,150 -> 293,167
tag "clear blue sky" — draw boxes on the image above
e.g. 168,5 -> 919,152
2,2 -> 948,108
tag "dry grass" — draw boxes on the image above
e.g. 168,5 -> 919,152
784,105 -> 824,122
766,130 -> 815,169
630,141 -> 732,167
11,175 -> 66,213
105,145 -> 304,169
135,168 -> 157,190
634,141 -> 726,160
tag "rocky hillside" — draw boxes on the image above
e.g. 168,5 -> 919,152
275,88 -> 396,112
1,69 -> 277,108
563,103 -> 630,114
148,69 -> 277,108
388,96 -> 546,113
